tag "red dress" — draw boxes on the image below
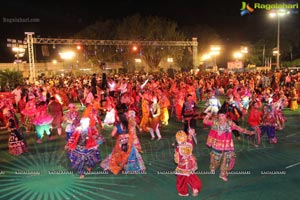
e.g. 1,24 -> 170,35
174,139 -> 202,196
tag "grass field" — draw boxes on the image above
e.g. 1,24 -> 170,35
0,103 -> 300,200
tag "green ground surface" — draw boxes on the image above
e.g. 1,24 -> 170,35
1,103 -> 300,200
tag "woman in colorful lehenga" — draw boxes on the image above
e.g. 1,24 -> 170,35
21,96 -> 36,133
273,94 -> 288,130
65,117 -> 100,179
290,87 -> 298,111
128,110 -> 142,153
0,108 -> 28,156
203,110 -> 254,182
139,90 -> 152,132
82,103 -> 105,145
100,113 -> 145,175
63,103 -> 80,141
158,88 -> 170,126
260,104 -> 278,144
18,95 -> 27,125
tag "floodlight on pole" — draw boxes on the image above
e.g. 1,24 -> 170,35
233,52 -> 243,60
7,38 -> 27,72
269,9 -> 289,69
59,51 -> 75,60
209,45 -> 221,67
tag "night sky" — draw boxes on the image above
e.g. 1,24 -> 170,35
1,0 -> 300,62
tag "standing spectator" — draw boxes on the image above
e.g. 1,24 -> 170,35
91,73 -> 97,97
108,77 -> 117,97
47,96 -> 63,136
11,85 -> 22,111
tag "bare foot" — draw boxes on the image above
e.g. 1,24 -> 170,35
178,193 -> 189,197
219,175 -> 228,182
192,189 -> 199,196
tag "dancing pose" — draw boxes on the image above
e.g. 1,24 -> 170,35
64,103 -> 80,141
1,109 -> 28,156
182,94 -> 198,134
247,100 -> 262,146
65,118 -> 100,178
174,130 -> 202,197
33,102 -> 53,143
203,110 -> 254,181
101,113 -> 145,175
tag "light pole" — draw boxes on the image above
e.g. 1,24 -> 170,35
200,54 -> 211,70
210,45 -> 221,72
233,52 -> 243,61
7,39 -> 27,72
269,10 -> 289,69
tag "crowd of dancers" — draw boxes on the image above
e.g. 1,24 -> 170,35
0,69 -> 299,196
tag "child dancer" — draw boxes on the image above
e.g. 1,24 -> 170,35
174,130 -> 202,196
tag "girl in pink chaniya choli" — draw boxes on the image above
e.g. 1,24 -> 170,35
33,104 -> 53,143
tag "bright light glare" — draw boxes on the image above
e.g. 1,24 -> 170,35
269,9 -> 289,18
59,51 -> 75,60
12,47 -> 25,52
269,12 -> 277,18
132,46 -> 138,51
241,47 -> 248,54
278,9 -> 289,16
210,51 -> 220,55
202,54 -> 211,61
167,58 -> 173,63
210,46 -> 221,51
233,52 -> 243,59
135,58 -> 142,63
